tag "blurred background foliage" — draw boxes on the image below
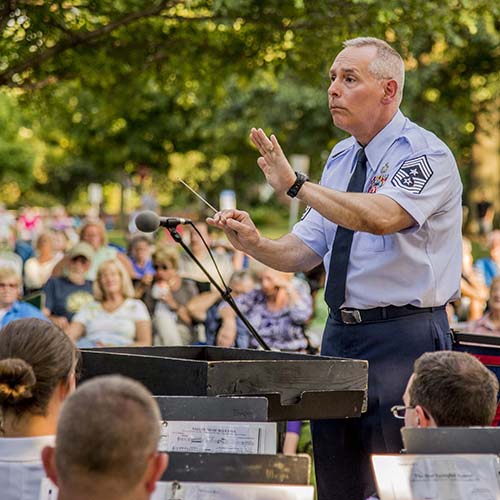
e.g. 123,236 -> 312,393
0,0 -> 498,228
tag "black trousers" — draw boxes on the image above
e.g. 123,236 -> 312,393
312,308 -> 451,500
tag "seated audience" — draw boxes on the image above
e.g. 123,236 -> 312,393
43,242 -> 95,330
23,231 -> 63,292
129,234 -> 155,281
475,230 -> 500,287
66,259 -> 152,347
0,318 -> 79,500
393,351 -> 498,428
41,375 -> 168,500
0,267 -> 47,328
469,276 -> 500,336
53,219 -> 135,281
204,270 -> 256,347
218,265 -> 313,351
179,222 -> 234,292
142,247 -> 198,346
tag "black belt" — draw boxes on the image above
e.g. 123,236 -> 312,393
333,304 -> 446,325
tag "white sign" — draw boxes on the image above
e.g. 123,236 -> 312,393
88,183 -> 103,205
159,421 -> 276,455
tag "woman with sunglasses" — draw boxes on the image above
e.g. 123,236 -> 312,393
141,247 -> 198,346
0,267 -> 47,328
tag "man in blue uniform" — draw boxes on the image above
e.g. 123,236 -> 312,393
207,37 -> 462,500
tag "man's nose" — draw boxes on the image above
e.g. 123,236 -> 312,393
329,80 -> 341,98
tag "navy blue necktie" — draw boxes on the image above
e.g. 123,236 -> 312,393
324,148 -> 368,311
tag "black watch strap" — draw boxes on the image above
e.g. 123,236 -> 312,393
286,171 -> 309,198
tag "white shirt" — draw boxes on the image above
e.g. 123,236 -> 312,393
0,435 -> 54,500
293,111 -> 462,309
73,298 -> 150,346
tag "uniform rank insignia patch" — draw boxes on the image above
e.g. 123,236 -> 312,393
391,155 -> 433,194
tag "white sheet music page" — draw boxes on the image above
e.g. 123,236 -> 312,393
158,421 -> 276,454
372,454 -> 500,500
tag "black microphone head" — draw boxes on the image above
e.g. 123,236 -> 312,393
135,211 -> 160,233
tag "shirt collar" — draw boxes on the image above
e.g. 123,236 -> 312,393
364,110 -> 406,173
0,435 -> 54,461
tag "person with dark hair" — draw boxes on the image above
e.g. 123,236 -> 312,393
392,351 -> 498,428
42,375 -> 168,500
0,318 -> 79,500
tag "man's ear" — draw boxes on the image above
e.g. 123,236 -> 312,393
415,405 -> 432,428
381,79 -> 398,104
144,452 -> 168,494
41,446 -> 59,486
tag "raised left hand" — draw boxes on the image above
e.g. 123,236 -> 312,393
249,128 -> 296,195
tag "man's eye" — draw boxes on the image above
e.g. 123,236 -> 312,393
346,77 -> 355,83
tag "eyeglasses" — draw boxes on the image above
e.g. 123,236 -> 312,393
71,256 -> 89,264
153,264 -> 170,271
0,283 -> 18,289
390,405 -> 416,419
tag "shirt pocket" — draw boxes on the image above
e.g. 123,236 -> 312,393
357,233 -> 393,252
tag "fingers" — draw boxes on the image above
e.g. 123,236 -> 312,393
250,128 -> 275,156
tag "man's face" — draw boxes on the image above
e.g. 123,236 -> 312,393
403,374 -> 419,428
328,46 -> 386,140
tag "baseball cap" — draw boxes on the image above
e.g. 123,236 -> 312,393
68,242 -> 95,262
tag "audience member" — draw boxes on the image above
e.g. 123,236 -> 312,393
0,267 -> 47,328
453,237 -> 489,321
23,231 -> 63,292
179,222 -> 233,292
66,259 -> 152,347
43,242 -> 95,330
0,318 -> 79,500
142,247 -> 198,345
17,207 -> 42,244
218,265 -> 312,351
129,234 -> 155,296
392,351 -> 498,428
204,270 -> 256,347
469,276 -> 500,336
42,375 -> 167,500
52,219 -> 135,281
475,230 -> 500,287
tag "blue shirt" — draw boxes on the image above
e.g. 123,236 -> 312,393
292,110 -> 462,309
0,301 -> 48,328
474,258 -> 498,287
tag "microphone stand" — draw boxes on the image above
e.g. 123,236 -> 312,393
167,225 -> 271,351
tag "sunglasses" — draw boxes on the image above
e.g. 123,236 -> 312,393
0,283 -> 18,289
153,264 -> 170,271
71,256 -> 89,264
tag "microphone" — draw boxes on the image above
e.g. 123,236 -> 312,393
135,211 -> 192,232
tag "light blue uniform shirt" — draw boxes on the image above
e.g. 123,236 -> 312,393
292,110 -> 462,309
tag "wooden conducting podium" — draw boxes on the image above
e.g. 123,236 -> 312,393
55,346 -> 368,499
80,345 -> 368,421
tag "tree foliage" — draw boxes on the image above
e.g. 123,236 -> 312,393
0,0 -> 498,212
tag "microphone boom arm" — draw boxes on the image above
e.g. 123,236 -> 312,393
167,226 -> 271,351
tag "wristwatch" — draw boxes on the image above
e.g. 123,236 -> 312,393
286,171 -> 309,198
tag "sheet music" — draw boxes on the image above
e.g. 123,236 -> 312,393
153,481 -> 314,500
158,421 -> 276,454
372,454 -> 500,500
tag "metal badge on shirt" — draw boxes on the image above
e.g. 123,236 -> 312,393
391,155 -> 434,194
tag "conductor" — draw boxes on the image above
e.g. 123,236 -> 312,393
208,36 -> 462,500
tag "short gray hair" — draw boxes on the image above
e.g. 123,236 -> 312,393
55,375 -> 161,492
343,37 -> 405,104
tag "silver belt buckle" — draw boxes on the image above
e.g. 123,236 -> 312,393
340,308 -> 362,324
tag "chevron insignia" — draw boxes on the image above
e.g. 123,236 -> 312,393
391,155 -> 433,194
